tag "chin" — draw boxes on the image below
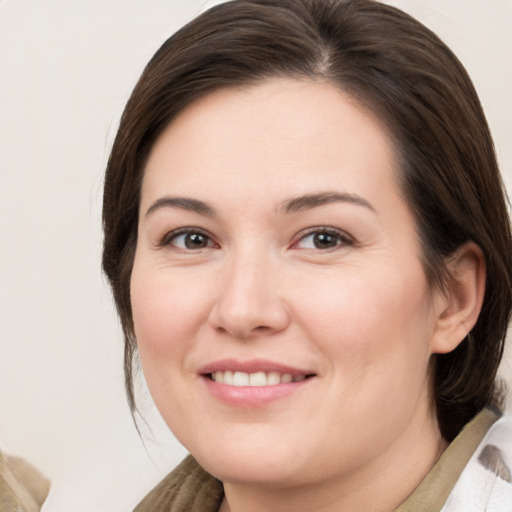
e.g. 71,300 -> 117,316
200,454 -> 301,487
188,431 -> 311,486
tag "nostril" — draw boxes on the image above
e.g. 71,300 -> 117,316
253,325 -> 273,332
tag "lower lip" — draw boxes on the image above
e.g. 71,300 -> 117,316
202,376 -> 313,407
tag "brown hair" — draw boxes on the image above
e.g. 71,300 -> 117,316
102,0 -> 512,441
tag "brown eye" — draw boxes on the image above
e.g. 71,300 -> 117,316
295,229 -> 353,250
168,230 -> 213,250
312,232 -> 339,249
184,232 -> 209,249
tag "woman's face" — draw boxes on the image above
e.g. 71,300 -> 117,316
131,79 -> 444,487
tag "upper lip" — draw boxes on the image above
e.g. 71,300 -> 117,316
198,359 -> 316,377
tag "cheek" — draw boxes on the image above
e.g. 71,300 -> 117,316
129,264 -> 211,421
130,265 -> 211,358
293,262 -> 434,373
294,266 -> 436,444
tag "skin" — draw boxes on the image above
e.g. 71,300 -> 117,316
131,78 -> 484,512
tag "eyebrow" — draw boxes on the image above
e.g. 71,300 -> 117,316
281,192 -> 375,214
145,196 -> 216,218
145,191 -> 375,218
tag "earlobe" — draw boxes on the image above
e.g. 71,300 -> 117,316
431,242 -> 486,355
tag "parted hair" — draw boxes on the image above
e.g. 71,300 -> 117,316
102,0 -> 512,441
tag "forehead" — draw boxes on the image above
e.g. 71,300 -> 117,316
141,78 -> 401,210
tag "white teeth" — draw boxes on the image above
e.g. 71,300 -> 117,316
267,371 -> 281,385
233,371 -> 249,386
210,370 -> 309,386
249,372 -> 267,386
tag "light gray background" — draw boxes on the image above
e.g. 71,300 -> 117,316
1,1 -> 511,511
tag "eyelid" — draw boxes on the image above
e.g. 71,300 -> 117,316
158,227 -> 219,250
156,225 -> 354,251
290,226 -> 355,250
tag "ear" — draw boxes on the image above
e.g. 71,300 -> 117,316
431,242 -> 486,355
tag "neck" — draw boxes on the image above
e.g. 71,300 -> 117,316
220,408 -> 446,512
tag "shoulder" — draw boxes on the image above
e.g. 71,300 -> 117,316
0,451 -> 51,512
133,455 -> 223,512
396,408 -> 511,512
441,410 -> 512,512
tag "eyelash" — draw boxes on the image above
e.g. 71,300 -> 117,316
291,227 -> 354,251
159,226 -> 354,252
159,228 -> 218,251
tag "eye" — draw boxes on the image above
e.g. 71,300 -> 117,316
293,228 -> 353,250
163,229 -> 216,250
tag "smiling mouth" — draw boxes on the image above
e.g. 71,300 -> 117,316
207,371 -> 316,387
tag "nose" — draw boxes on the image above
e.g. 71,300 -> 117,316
208,251 -> 290,339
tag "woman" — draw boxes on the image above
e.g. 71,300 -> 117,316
102,0 -> 512,510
